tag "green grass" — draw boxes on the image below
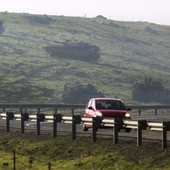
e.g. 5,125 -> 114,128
0,130 -> 170,170
0,12 -> 170,104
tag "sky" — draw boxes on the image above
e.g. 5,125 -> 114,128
0,0 -> 170,25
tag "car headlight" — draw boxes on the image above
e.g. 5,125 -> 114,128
125,113 -> 130,118
96,111 -> 103,117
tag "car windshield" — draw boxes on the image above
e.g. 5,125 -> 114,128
96,100 -> 126,110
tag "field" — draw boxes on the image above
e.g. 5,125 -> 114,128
0,12 -> 170,104
0,130 -> 170,170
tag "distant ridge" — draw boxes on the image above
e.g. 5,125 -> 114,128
0,12 -> 169,104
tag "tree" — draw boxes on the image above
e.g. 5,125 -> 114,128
62,83 -> 104,104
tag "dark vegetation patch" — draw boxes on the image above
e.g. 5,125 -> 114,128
144,26 -> 158,35
0,43 -> 25,56
62,83 -> 104,104
0,81 -> 54,103
13,63 -> 49,78
0,20 -> 5,34
52,66 -> 87,80
44,41 -> 100,63
95,15 -> 107,19
112,34 -> 150,46
23,14 -> 54,25
106,22 -> 124,28
132,77 -> 170,104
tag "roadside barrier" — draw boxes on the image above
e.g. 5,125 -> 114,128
0,112 -> 170,149
0,103 -> 170,115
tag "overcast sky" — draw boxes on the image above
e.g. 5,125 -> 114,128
0,0 -> 170,25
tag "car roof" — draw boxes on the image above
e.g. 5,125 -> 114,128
90,97 -> 122,101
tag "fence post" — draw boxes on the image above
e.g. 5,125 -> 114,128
13,150 -> 16,170
6,112 -> 10,132
162,121 -> 168,149
92,117 -> 102,142
113,118 -> 118,144
36,108 -> 45,136
155,109 -> 158,115
48,162 -> 51,170
21,112 -> 29,134
53,113 -> 62,137
29,157 -> 33,168
53,108 -> 57,137
113,118 -> 123,144
137,120 -> 147,146
72,115 -> 81,140
6,112 -> 14,132
20,108 -> 23,133
37,108 -> 41,135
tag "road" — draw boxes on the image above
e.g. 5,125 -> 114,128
1,114 -> 170,143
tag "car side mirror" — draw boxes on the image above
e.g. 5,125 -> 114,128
88,106 -> 94,110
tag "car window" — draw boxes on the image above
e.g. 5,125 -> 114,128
87,99 -> 93,108
96,100 -> 105,109
96,100 -> 126,110
118,101 -> 126,110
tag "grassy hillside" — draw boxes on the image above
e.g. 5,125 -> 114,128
0,12 -> 170,104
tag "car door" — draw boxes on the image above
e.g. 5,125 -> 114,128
85,99 -> 95,117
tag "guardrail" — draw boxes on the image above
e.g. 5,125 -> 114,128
129,105 -> 170,115
0,103 -> 170,115
1,112 -> 170,149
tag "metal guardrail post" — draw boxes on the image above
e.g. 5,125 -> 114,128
53,113 -> 62,137
92,117 -> 102,142
53,108 -> 57,137
72,115 -> 81,140
92,117 -> 97,142
37,108 -> 40,135
6,112 -> 14,132
113,118 -> 123,144
162,121 -> 167,149
138,108 -> 141,115
20,108 -> 23,133
113,118 -> 118,144
162,121 -> 170,149
6,113 -> 9,132
36,108 -> 45,135
21,112 -> 29,134
137,120 -> 147,146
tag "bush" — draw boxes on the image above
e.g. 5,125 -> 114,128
62,83 -> 104,104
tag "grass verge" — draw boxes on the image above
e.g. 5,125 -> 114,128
0,130 -> 170,169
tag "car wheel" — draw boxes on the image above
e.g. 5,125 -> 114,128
83,124 -> 88,131
125,128 -> 131,133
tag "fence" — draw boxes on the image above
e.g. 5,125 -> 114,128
0,103 -> 170,115
1,107 -> 170,149
2,149 -> 53,170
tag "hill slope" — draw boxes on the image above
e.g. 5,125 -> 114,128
0,12 -> 170,104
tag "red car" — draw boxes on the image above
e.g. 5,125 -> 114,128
83,97 -> 131,132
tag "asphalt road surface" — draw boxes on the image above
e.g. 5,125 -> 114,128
1,114 -> 170,142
